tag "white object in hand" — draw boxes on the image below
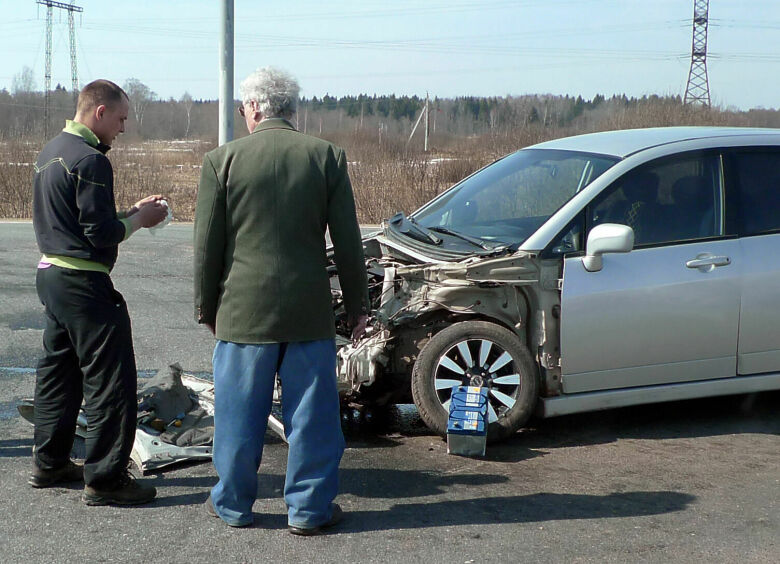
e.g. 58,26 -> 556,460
149,199 -> 173,235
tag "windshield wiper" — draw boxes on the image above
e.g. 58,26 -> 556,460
428,226 -> 496,250
388,212 -> 442,245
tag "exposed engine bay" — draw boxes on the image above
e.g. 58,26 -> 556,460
330,223 -> 565,440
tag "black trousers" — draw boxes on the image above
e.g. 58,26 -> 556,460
34,266 -> 137,487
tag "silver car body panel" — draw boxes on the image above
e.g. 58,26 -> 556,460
737,233 -> 780,374
130,429 -> 213,473
539,372 -> 780,418
528,127 -> 780,160
560,239 -> 742,393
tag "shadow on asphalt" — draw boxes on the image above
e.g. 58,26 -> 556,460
0,437 -> 33,458
503,391 -> 780,451
251,468 -> 511,500
337,491 -> 697,533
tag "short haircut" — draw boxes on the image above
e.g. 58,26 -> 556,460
240,67 -> 299,119
76,79 -> 128,116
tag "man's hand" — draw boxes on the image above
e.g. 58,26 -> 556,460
129,201 -> 168,231
126,194 -> 163,216
350,314 -> 370,344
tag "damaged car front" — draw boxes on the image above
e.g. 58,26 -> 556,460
331,148 -> 619,441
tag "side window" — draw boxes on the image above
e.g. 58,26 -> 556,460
731,151 -> 780,236
588,153 -> 722,247
544,213 -> 585,257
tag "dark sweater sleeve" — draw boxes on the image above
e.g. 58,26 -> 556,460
327,148 -> 370,322
75,153 -> 127,247
193,153 -> 227,325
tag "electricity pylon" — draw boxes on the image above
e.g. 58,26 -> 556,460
684,0 -> 711,107
37,1 -> 83,136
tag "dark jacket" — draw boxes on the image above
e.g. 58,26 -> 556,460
194,118 -> 369,343
32,123 -> 127,270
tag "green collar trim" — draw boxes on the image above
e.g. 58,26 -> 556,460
251,118 -> 296,134
63,120 -> 100,148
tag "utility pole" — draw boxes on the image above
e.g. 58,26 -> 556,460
37,1 -> 83,137
218,0 -> 234,145
684,0 -> 711,107
407,98 -> 430,151
424,92 -> 429,152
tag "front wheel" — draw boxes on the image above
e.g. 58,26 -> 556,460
411,321 -> 538,442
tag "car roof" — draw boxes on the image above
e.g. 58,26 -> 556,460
527,126 -> 780,158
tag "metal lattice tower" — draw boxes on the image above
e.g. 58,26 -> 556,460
37,1 -> 83,135
684,0 -> 711,107
68,6 -> 79,98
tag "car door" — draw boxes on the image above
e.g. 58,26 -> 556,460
727,149 -> 780,375
559,152 -> 742,393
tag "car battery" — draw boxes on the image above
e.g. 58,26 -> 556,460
446,386 -> 489,457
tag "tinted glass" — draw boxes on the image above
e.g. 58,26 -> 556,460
732,151 -> 780,235
589,153 -> 722,247
413,149 -> 618,246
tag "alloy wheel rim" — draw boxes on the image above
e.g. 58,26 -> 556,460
433,338 -> 522,423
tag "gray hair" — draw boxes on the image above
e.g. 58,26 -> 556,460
239,67 -> 299,119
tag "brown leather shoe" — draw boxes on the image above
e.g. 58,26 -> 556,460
288,504 -> 343,536
28,460 -> 83,488
82,472 -> 156,506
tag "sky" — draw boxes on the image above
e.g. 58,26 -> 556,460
0,0 -> 778,110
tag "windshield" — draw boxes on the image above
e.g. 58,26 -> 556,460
412,149 -> 618,246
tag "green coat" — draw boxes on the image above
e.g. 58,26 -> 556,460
194,118 -> 369,343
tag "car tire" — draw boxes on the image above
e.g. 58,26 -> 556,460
411,320 -> 538,442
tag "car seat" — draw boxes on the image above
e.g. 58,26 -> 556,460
605,171 -> 662,245
670,176 -> 714,240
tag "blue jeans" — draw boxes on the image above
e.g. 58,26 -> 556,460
210,339 -> 345,528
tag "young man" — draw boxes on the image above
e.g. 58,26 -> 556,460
195,67 -> 369,533
31,79 -> 167,505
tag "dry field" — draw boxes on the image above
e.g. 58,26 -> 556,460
0,136 -> 491,223
0,101 -> 764,222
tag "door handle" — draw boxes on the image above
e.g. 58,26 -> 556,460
685,255 -> 731,270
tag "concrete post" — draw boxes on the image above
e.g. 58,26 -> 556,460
219,0 -> 234,146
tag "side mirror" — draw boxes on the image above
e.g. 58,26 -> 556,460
582,223 -> 634,272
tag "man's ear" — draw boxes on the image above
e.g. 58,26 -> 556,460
95,104 -> 106,120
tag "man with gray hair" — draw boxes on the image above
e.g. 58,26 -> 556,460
194,67 -> 369,534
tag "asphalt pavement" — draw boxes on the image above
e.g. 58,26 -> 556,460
0,222 -> 778,563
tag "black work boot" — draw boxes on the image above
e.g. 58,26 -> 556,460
82,471 -> 156,506
28,460 -> 84,488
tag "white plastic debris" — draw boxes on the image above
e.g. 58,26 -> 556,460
149,199 -> 173,235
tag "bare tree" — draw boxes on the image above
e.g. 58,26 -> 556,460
180,91 -> 194,138
12,66 -> 36,95
123,78 -> 156,129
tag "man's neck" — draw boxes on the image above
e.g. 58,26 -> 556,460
64,119 -> 100,148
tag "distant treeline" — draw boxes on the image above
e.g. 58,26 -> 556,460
3,82 -> 780,222
2,82 -> 779,145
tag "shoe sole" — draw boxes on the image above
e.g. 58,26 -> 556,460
288,505 -> 343,536
288,525 -> 323,536
83,494 -> 156,506
28,476 -> 83,488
